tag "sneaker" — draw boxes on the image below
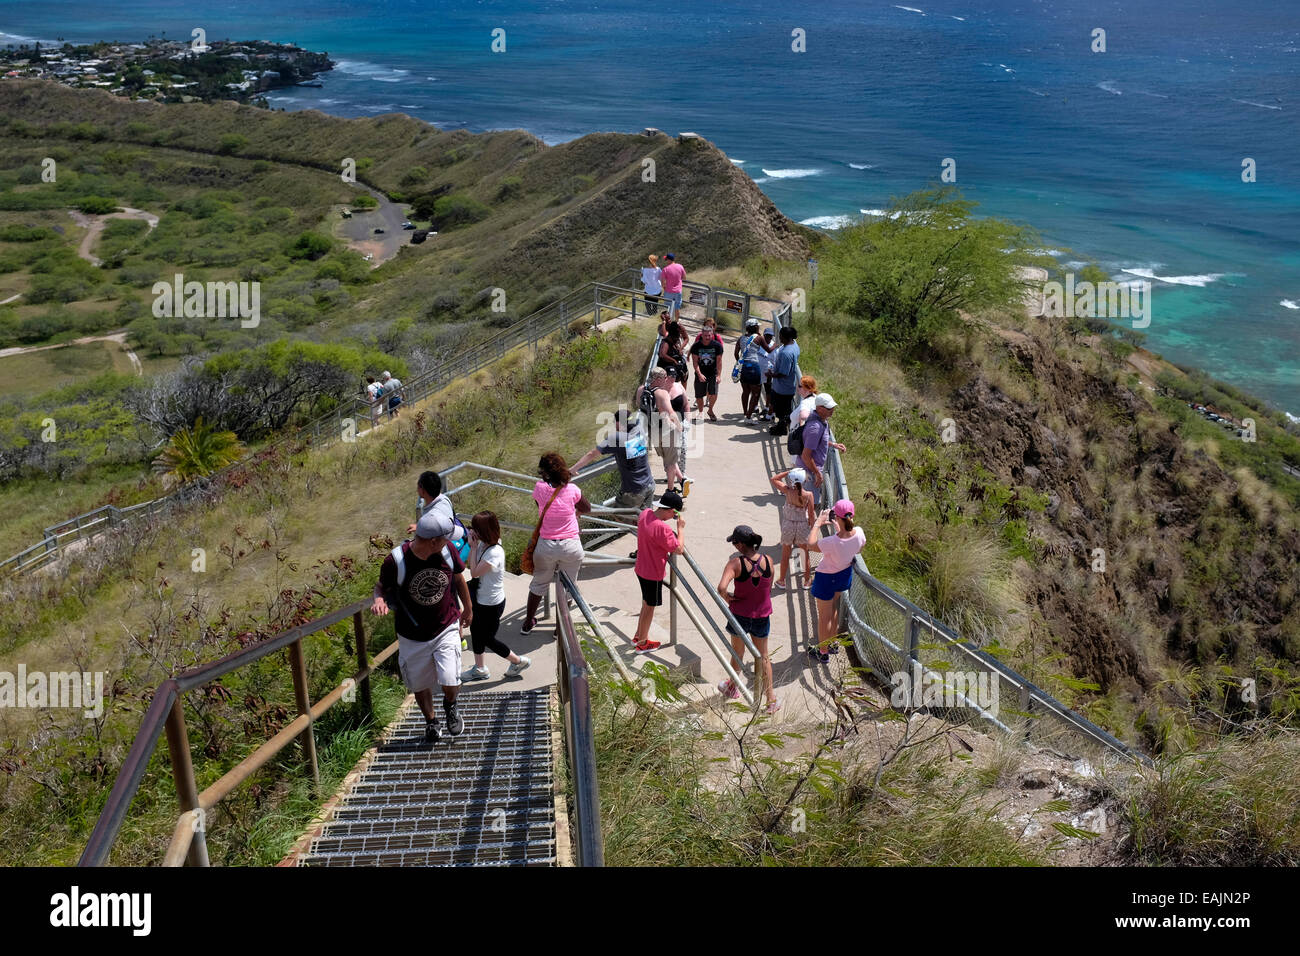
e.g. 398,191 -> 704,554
806,645 -> 830,665
633,638 -> 661,652
423,719 -> 441,743
444,701 -> 464,737
505,656 -> 532,678
462,665 -> 491,681
718,679 -> 740,700
520,617 -> 537,635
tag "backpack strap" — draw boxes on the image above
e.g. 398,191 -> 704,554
390,544 -> 406,586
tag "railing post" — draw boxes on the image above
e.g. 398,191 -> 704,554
353,611 -> 372,719
593,285 -> 601,329
668,555 -> 677,645
163,697 -> 209,867
906,613 -> 921,671
287,638 -> 321,794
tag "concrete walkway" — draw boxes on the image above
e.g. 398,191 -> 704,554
449,303 -> 853,724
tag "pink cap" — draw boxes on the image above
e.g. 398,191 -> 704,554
832,498 -> 854,518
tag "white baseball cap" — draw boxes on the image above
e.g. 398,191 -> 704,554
814,393 -> 838,409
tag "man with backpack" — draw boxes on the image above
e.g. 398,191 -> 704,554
572,405 -> 657,509
372,509 -> 471,743
797,393 -> 845,509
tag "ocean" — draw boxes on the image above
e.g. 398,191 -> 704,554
3,0 -> 1297,413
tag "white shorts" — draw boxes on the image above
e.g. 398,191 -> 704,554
397,623 -> 462,692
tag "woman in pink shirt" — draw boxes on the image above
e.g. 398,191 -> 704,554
805,499 -> 865,664
524,452 -> 591,634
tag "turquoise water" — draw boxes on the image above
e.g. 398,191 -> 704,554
3,0 -> 1297,412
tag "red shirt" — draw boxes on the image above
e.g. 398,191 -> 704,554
634,508 -> 679,581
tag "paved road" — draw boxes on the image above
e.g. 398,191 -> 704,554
338,185 -> 414,267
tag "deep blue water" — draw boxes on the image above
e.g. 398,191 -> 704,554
3,0 -> 1298,412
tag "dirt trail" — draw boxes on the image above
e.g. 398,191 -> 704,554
69,207 -> 159,266
0,330 -> 143,374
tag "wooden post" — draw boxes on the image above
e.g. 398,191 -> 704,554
164,697 -> 210,867
287,639 -> 321,794
353,611 -> 372,719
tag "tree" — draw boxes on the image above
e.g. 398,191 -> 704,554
817,187 -> 1038,355
153,417 -> 244,483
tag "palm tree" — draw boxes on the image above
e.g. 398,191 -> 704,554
153,418 -> 244,484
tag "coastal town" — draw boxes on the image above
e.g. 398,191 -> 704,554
0,37 -> 332,104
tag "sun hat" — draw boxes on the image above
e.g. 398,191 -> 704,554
814,393 -> 838,409
832,499 -> 855,519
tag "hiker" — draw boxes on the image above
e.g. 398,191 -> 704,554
571,406 -> 656,509
636,367 -> 685,491
756,330 -> 777,421
716,524 -> 779,714
660,253 -> 685,320
658,317 -> 688,382
381,370 -> 404,420
641,255 -> 663,313
798,393 -> 846,510
767,326 -> 801,435
462,510 -> 532,682
372,509 -> 471,742
806,500 -> 866,664
689,317 -> 725,421
631,489 -> 686,652
408,470 -> 467,557
734,317 -> 771,421
771,466 -> 815,589
789,375 -> 819,444
364,376 -> 383,427
523,452 -> 591,634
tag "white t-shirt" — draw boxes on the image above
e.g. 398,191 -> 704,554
791,394 -> 816,431
471,542 -> 506,606
756,341 -> 776,374
641,266 -> 663,296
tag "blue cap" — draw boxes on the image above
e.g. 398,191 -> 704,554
664,253 -> 676,260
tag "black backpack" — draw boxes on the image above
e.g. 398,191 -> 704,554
639,384 -> 662,420
786,421 -> 805,457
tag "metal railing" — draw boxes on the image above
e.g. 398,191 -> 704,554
80,599 -> 391,866
768,302 -> 1149,765
554,571 -> 604,866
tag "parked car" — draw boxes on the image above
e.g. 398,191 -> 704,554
374,227 -> 385,234
402,221 -> 415,230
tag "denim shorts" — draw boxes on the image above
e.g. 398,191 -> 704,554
726,613 -> 771,639
810,566 -> 853,600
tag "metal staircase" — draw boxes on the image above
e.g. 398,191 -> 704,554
296,689 -> 557,866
